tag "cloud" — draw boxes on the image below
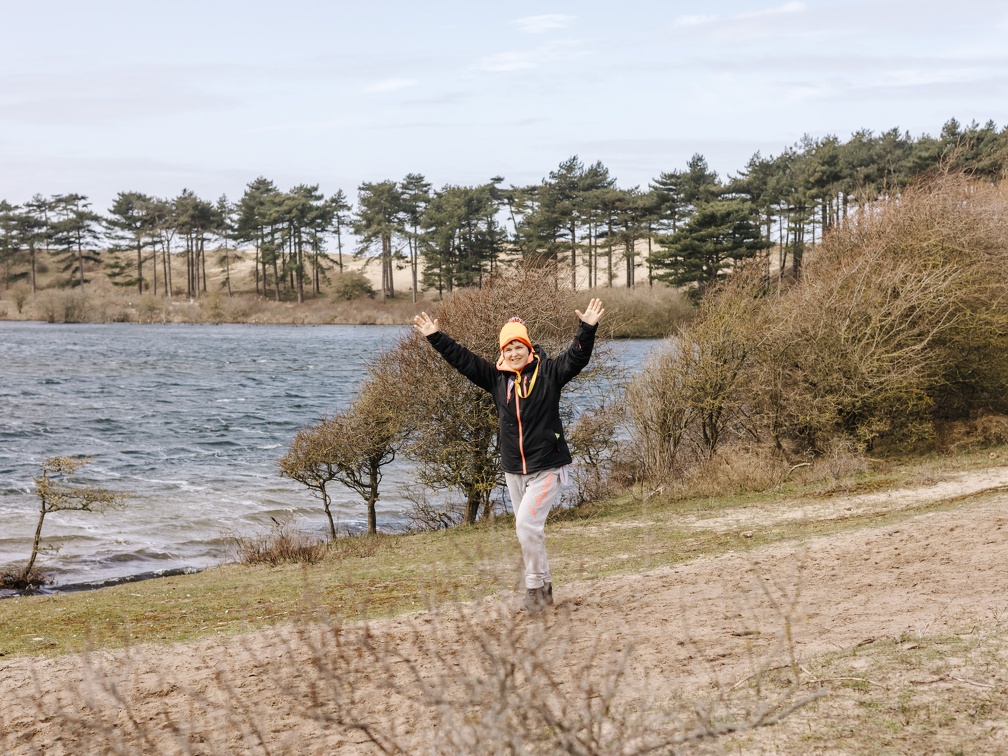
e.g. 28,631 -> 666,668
0,89 -> 235,126
673,3 -> 805,31
514,14 -> 574,34
478,50 -> 539,72
364,78 -> 419,93
476,41 -> 583,73
673,14 -> 718,28
739,1 -> 807,19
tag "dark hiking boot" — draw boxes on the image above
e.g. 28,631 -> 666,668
544,582 -> 554,606
523,586 -> 547,613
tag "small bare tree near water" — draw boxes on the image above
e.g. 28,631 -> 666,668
1,456 -> 125,590
279,379 -> 404,536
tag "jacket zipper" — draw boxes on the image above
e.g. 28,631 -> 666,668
515,375 -> 527,474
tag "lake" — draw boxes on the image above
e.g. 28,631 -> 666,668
0,321 -> 660,593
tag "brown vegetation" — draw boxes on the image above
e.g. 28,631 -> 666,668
628,174 -> 1008,491
0,244 -> 692,333
5,463 -> 1008,753
279,379 -> 404,536
229,515 -> 329,566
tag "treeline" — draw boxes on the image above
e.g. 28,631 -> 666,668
2,118 -> 1006,301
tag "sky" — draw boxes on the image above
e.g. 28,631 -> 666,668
2,0 -> 1006,212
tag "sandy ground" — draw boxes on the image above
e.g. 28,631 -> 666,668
2,468 -> 1008,754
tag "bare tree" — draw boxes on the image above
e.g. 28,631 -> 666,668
2,457 -> 125,590
280,380 -> 404,537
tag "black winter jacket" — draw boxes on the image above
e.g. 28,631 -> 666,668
427,321 -> 598,475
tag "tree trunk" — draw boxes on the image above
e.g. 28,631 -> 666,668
23,506 -> 47,578
368,463 -> 379,535
163,239 -> 172,298
296,231 -> 305,304
76,233 -> 85,288
410,227 -> 419,303
136,240 -> 143,295
322,488 -> 337,540
464,489 -> 480,525
606,213 -> 614,287
186,238 -> 192,298
336,221 -> 344,273
569,221 -> 577,290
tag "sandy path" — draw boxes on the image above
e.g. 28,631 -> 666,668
2,472 -> 1007,754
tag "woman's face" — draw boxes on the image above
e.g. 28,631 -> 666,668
502,340 -> 530,370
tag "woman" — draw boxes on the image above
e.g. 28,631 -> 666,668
413,298 -> 605,612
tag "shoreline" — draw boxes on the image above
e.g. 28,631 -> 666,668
0,565 -> 205,601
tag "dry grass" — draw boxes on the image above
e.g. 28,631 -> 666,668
730,619 -> 1008,753
0,579 -> 820,755
0,247 -> 693,334
228,516 -> 329,566
592,283 -> 694,339
3,447 -> 1008,752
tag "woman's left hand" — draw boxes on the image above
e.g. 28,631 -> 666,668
576,298 -> 605,326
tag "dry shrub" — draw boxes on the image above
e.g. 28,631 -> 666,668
0,565 -> 48,591
680,443 -> 791,498
756,175 -> 1008,451
326,531 -> 387,560
33,289 -> 91,323
935,412 -> 1008,451
599,283 -> 694,338
10,283 -> 30,313
763,174 -> 1008,450
8,587 -> 820,755
629,174 -> 1008,493
565,398 -> 627,505
970,413 -> 1008,446
401,486 -> 467,531
137,293 -> 167,323
230,516 -> 328,566
626,266 -> 766,483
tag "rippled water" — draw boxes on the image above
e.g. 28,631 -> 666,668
0,321 -> 658,593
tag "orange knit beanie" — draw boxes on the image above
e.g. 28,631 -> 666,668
498,317 -> 532,352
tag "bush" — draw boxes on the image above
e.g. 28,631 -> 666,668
331,270 -> 375,301
600,284 -> 694,338
758,174 -> 1008,450
626,266 -> 766,482
628,174 -> 1008,489
565,398 -> 627,506
35,289 -> 91,323
10,284 -> 30,314
0,565 -> 48,591
230,516 -> 328,566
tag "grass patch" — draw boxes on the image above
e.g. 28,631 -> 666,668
0,446 -> 1005,659
728,624 -> 1008,753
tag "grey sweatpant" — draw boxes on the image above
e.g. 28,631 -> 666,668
505,467 -> 564,589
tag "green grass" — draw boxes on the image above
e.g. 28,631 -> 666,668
1,445 -> 1005,659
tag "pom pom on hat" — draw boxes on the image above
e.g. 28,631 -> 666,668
499,317 -> 532,352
